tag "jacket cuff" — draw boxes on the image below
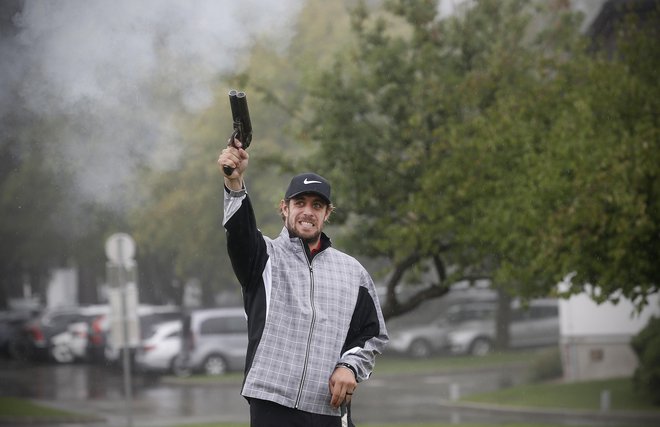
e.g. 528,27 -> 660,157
335,362 -> 358,381
224,184 -> 246,198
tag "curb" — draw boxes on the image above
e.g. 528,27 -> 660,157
439,398 -> 660,423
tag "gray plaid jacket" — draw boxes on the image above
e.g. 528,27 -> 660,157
223,187 -> 388,416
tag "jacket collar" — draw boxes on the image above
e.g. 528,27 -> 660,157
279,227 -> 332,254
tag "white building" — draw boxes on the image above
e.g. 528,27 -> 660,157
558,285 -> 660,381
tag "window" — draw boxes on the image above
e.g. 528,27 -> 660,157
48,313 -> 82,328
200,315 -> 247,335
529,305 -> 558,319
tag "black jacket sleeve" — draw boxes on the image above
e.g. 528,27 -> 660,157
223,188 -> 268,291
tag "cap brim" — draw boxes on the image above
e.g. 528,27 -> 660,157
286,190 -> 331,205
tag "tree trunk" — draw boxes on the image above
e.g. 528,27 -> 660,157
495,287 -> 511,350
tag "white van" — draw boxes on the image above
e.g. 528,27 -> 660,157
177,307 -> 248,375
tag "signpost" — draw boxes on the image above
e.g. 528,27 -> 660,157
105,233 -> 138,427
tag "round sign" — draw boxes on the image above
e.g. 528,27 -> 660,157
105,233 -> 136,265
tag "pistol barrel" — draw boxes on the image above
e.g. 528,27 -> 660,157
229,90 -> 252,148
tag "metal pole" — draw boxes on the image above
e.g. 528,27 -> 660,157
118,243 -> 133,427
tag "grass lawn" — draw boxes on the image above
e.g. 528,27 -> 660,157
0,396 -> 95,420
463,376 -> 660,412
375,349 -> 538,375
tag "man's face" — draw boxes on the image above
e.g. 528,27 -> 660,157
281,194 -> 331,246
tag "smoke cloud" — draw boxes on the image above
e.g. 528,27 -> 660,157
1,0 -> 303,209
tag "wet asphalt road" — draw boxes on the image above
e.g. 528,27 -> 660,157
1,359 -> 659,426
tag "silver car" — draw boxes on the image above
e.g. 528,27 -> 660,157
135,320 -> 183,374
447,299 -> 560,356
178,307 -> 248,375
386,291 -> 496,358
386,310 -> 451,358
387,297 -> 559,358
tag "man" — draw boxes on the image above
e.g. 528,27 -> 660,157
218,138 -> 388,427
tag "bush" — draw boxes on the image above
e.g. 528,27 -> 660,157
631,316 -> 660,405
527,346 -> 563,383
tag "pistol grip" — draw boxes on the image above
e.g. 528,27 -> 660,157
223,129 -> 241,177
223,165 -> 235,176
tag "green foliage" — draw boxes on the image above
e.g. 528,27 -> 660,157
0,396 -> 90,418
527,347 -> 563,383
129,0 -> 356,299
0,135 -> 64,268
545,9 -> 660,306
632,316 -> 660,404
298,0 -> 660,316
0,114 -> 123,303
3,0 -> 657,312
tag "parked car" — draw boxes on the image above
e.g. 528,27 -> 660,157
88,312 -> 109,361
387,297 -> 560,358
177,307 -> 248,375
11,305 -> 109,362
101,305 -> 182,365
135,320 -> 186,375
446,299 -> 560,356
50,321 -> 90,363
386,292 -> 496,358
386,307 -> 453,358
0,310 -> 34,359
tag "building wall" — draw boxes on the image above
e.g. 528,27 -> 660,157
558,288 -> 660,382
561,334 -> 642,381
46,268 -> 79,309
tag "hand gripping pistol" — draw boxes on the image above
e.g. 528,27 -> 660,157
223,89 -> 253,176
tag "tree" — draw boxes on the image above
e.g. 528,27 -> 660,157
298,0 -> 659,319
632,316 -> 660,403
536,6 -> 660,307
129,0 -> 355,302
0,109 -> 127,306
450,2 -> 660,307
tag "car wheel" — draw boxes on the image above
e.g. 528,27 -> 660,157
408,339 -> 433,359
203,354 -> 228,376
51,344 -> 75,363
469,337 -> 493,356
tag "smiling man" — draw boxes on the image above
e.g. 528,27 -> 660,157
218,138 -> 388,427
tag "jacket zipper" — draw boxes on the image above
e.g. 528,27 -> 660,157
295,240 -> 316,408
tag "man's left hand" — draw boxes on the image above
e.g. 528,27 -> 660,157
329,366 -> 357,408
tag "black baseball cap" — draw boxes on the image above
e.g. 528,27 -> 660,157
284,172 -> 332,205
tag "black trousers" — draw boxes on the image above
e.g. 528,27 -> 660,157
249,398 -> 344,427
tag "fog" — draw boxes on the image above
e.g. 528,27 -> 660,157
0,0 -> 606,212
0,0 -> 303,209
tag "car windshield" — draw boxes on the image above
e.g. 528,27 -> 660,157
139,312 -> 181,339
387,301 -> 445,329
447,305 -> 495,325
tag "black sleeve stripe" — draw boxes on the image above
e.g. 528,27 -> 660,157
225,196 -> 268,290
342,286 -> 380,354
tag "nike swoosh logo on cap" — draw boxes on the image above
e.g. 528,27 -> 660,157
304,178 -> 322,184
